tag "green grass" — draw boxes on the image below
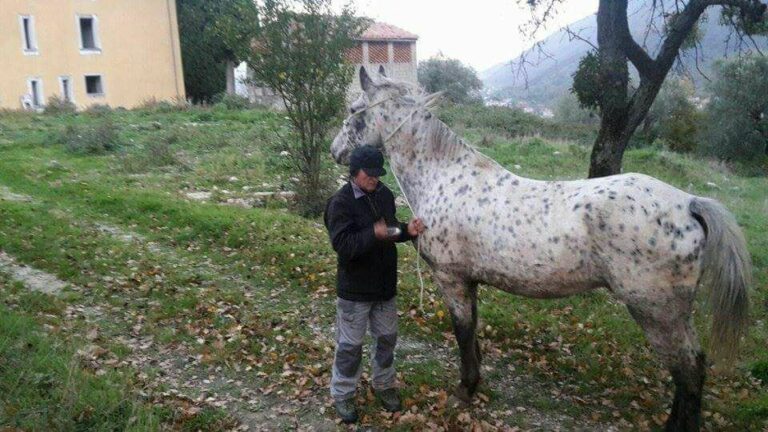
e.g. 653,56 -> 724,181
0,289 -> 164,430
0,104 -> 766,430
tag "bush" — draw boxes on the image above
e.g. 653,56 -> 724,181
60,118 -> 121,154
43,96 -> 76,115
136,97 -> 180,113
437,104 -> 596,144
699,56 -> 768,164
84,104 -> 113,116
554,93 -> 599,126
751,360 -> 768,384
146,139 -> 180,167
643,78 -> 699,153
212,93 -> 252,110
118,130 -> 187,173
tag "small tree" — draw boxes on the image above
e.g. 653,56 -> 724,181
645,78 -> 699,152
700,56 -> 768,162
418,56 -> 483,105
243,0 -> 366,216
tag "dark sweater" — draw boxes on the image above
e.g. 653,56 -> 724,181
323,182 -> 413,302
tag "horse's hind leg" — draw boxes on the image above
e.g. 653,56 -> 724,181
626,292 -> 705,432
434,271 -> 480,402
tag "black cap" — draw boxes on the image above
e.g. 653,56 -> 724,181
349,145 -> 386,177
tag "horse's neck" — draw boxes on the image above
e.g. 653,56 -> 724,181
387,115 -> 478,216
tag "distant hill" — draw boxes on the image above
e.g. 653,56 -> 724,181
481,1 -> 768,110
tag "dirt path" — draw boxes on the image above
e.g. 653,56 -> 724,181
0,251 -> 69,294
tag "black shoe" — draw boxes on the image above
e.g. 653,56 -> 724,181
375,388 -> 402,412
334,398 -> 358,424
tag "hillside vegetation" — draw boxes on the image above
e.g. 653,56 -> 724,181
0,104 -> 766,430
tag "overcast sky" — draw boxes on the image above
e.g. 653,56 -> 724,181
347,0 -> 599,72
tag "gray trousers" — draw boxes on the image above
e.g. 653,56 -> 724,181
330,297 -> 398,401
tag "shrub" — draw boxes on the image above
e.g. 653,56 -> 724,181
212,93 -> 252,110
644,78 -> 699,153
136,97 -> 179,113
118,130 -> 186,173
146,140 -> 179,167
84,104 -> 113,116
43,96 -> 76,115
751,360 -> 768,384
437,104 -> 596,144
555,93 -> 599,125
61,118 -> 121,154
699,56 -> 768,164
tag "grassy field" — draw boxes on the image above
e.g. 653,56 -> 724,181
0,104 -> 765,431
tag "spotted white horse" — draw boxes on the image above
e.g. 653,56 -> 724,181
331,67 -> 751,431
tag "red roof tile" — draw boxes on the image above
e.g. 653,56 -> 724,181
358,22 -> 418,41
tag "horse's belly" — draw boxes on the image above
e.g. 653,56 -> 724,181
470,260 -> 601,299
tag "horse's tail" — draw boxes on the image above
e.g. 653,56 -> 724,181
690,198 -> 751,364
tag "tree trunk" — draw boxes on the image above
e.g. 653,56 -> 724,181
589,0 -> 631,178
589,123 -> 631,178
225,60 -> 236,95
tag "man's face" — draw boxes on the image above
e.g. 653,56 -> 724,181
354,169 -> 379,193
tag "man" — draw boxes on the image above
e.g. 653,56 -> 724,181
323,145 -> 425,423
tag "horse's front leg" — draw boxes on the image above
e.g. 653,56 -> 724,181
434,271 -> 480,402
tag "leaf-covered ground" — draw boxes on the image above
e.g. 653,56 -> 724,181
0,106 -> 765,431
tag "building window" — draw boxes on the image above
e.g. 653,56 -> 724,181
28,78 -> 43,108
393,42 -> 412,63
78,15 -> 100,52
59,76 -> 73,102
345,44 -> 363,64
20,15 -> 38,53
367,42 -> 389,64
84,75 -> 104,96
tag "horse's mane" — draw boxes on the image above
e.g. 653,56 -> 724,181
372,76 -> 473,159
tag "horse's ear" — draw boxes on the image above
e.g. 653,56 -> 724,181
360,67 -> 373,93
378,65 -> 387,77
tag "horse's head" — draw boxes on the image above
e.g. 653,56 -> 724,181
331,66 -> 429,165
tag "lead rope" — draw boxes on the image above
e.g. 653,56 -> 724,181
383,108 -> 427,313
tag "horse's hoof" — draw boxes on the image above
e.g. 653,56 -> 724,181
447,394 -> 469,409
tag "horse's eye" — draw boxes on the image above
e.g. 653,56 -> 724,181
350,108 -> 356,114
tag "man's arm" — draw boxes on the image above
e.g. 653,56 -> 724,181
326,197 -> 378,261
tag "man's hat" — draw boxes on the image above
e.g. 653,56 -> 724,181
350,145 -> 386,177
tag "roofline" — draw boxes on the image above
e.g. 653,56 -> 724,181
354,36 -> 419,42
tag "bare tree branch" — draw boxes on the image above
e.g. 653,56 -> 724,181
563,25 -> 598,51
694,38 -> 712,81
509,40 -> 554,88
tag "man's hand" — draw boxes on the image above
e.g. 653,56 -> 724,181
408,218 -> 426,237
374,218 -> 388,240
